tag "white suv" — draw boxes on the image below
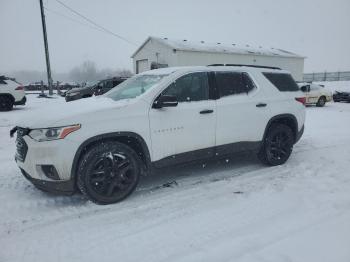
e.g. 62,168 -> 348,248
12,65 -> 305,204
0,76 -> 26,111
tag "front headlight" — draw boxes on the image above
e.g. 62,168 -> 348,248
29,124 -> 81,142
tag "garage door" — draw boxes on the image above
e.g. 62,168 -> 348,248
136,59 -> 149,74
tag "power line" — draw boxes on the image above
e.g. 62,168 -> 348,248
53,0 -> 138,46
44,6 -> 106,33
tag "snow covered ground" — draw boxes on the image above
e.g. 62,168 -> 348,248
1,93 -> 350,262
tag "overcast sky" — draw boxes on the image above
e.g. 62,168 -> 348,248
1,0 -> 349,74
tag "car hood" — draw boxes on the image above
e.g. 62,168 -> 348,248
16,96 -> 130,129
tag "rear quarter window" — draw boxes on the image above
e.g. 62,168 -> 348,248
263,73 -> 299,92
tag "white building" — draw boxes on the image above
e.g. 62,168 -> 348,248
131,36 -> 305,81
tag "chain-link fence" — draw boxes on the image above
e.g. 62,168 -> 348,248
303,71 -> 350,82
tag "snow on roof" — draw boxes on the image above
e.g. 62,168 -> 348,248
137,67 -> 179,76
132,36 -> 304,59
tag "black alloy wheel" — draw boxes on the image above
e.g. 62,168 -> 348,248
78,141 -> 141,204
258,124 -> 294,166
0,96 -> 14,111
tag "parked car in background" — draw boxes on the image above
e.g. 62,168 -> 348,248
65,80 -> 98,101
298,82 -> 332,107
333,91 -> 350,103
25,81 -> 79,92
65,77 -> 128,102
0,75 -> 26,111
12,65 -> 305,204
94,77 -> 128,96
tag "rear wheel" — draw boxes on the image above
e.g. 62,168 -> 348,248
316,96 -> 326,107
0,95 -> 14,111
258,124 -> 294,166
77,141 -> 141,204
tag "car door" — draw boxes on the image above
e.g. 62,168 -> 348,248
149,72 -> 216,166
214,71 -> 268,152
308,84 -> 321,103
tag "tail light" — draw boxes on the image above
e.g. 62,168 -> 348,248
15,86 -> 24,90
295,97 -> 306,106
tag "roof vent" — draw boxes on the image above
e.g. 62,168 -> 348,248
217,42 -> 221,44
164,37 -> 168,40
183,39 -> 187,42
246,44 -> 250,47
232,44 -> 236,46
201,41 -> 205,43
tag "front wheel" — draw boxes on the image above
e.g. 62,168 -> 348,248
0,95 -> 14,111
258,124 -> 294,166
77,141 -> 141,204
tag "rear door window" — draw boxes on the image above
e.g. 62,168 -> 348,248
215,72 -> 246,97
263,73 -> 299,91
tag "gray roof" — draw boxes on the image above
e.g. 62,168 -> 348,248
131,36 -> 304,59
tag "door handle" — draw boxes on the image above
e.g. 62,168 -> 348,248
256,103 -> 267,108
199,109 -> 214,114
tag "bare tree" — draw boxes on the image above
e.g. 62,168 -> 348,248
69,60 -> 98,82
7,61 -> 133,84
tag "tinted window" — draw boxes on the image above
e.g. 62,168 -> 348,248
216,72 -> 246,97
0,79 -> 7,85
263,73 -> 299,91
163,72 -> 209,102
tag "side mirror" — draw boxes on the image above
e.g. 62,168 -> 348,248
153,95 -> 178,109
301,85 -> 310,92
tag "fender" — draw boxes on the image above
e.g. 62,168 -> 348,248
70,131 -> 152,180
0,93 -> 15,102
262,114 -> 299,143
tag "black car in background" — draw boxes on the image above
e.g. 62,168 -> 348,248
333,91 -> 350,103
65,77 -> 128,102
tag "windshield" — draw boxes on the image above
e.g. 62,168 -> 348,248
86,80 -> 99,88
105,74 -> 167,101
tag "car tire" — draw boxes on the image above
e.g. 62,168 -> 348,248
316,96 -> 326,107
258,123 -> 294,166
0,95 -> 14,111
77,141 -> 141,205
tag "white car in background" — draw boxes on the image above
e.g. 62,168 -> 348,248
0,76 -> 26,111
298,82 -> 332,107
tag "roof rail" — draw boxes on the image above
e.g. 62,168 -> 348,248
207,64 -> 281,70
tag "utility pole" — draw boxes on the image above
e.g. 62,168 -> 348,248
39,0 -> 53,95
